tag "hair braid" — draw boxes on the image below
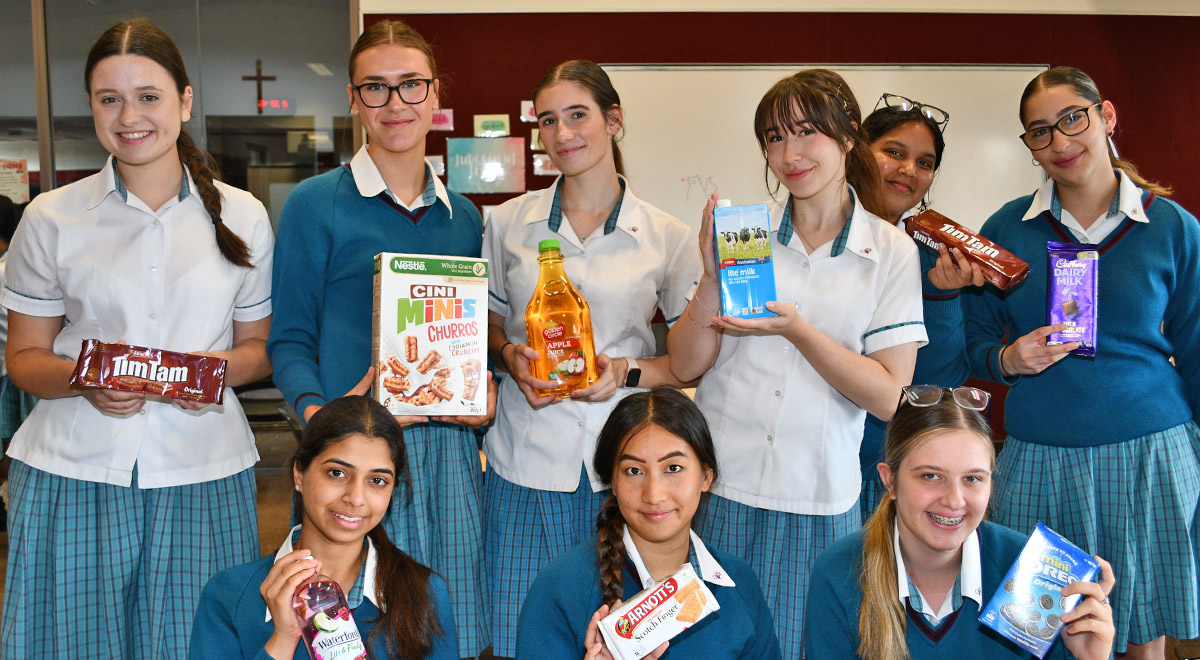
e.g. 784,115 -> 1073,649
596,495 -> 627,607
175,129 -> 252,268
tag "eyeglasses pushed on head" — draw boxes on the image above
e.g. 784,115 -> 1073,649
900,384 -> 991,411
876,93 -> 950,129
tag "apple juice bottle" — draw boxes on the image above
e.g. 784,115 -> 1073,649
525,239 -> 598,397
292,574 -> 369,660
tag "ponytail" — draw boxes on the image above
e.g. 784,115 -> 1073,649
596,495 -> 627,607
176,129 -> 253,268
366,525 -> 442,658
857,497 -> 909,660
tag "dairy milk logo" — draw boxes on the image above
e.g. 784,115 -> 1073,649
112,355 -> 188,382
614,578 -> 678,639
396,284 -> 477,332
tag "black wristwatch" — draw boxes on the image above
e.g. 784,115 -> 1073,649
623,357 -> 642,388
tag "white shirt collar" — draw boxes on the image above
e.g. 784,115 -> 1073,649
893,519 -> 983,617
87,155 -> 195,213
265,525 -> 380,622
520,175 -> 645,248
349,145 -> 452,217
1020,169 -> 1147,225
772,186 -> 881,263
622,525 -> 736,589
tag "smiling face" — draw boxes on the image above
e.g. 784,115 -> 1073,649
294,432 -> 396,546
535,81 -> 621,178
613,424 -> 713,552
871,120 -> 938,223
1022,84 -> 1116,189
88,54 -> 191,175
880,429 -> 992,562
764,104 -> 850,203
348,44 -> 439,158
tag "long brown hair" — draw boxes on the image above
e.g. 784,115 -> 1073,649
533,60 -> 626,176
858,396 -> 994,660
592,387 -> 719,606
753,69 -> 886,217
291,396 -> 442,658
1019,66 -> 1171,196
85,19 -> 252,268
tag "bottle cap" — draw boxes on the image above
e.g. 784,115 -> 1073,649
716,199 -> 732,208
537,239 -> 561,252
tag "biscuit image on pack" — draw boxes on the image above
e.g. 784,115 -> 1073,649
1046,241 -> 1098,357
373,253 -> 489,416
599,563 -> 719,660
979,522 -> 1101,658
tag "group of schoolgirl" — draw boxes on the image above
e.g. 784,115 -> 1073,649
1,13 -> 1196,660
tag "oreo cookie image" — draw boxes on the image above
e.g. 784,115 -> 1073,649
1046,614 -> 1061,629
1026,610 -> 1041,623
1004,578 -> 1016,594
1039,594 -> 1054,610
1038,626 -> 1056,641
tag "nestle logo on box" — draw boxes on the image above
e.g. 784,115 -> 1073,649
391,258 -> 426,272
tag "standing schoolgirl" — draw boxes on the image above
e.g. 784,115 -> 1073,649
515,386 -> 782,660
191,396 -> 458,660
964,66 -> 1200,659
807,386 -> 1116,660
483,60 -> 701,656
857,96 -> 984,523
0,19 -> 273,658
665,69 -> 927,657
266,20 -> 490,657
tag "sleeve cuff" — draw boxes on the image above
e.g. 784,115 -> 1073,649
233,297 -> 272,322
1,287 -> 66,317
985,344 -> 1021,386
294,392 -> 327,413
863,321 -> 928,354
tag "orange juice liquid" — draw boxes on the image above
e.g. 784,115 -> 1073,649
525,240 -> 598,398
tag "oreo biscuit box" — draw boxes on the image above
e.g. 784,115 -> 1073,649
373,253 -> 489,416
979,522 -> 1101,658
713,200 -> 777,319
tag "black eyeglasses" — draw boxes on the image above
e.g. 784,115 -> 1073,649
352,79 -> 435,108
900,385 -> 991,411
1019,102 -> 1102,151
876,93 -> 950,129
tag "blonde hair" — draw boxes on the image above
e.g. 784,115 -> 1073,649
857,397 -> 994,660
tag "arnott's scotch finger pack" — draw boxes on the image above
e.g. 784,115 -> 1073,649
373,253 -> 489,416
599,563 -> 719,660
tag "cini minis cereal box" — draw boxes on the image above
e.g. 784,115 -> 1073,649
373,253 -> 488,416
979,522 -> 1101,658
713,201 -> 777,319
1046,242 -> 1098,357
599,563 -> 719,660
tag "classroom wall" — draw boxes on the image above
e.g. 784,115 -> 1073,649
366,11 -> 1200,214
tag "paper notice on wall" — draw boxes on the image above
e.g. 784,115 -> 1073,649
0,159 -> 30,204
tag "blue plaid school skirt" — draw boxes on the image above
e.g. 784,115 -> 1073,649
859,473 -> 888,525
381,422 -> 489,657
0,374 -> 36,443
694,493 -> 860,660
990,421 -> 1200,652
484,466 -> 609,656
1,461 -> 258,659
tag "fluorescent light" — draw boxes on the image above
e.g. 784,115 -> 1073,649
306,63 -> 333,77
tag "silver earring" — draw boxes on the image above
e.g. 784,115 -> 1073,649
1032,157 -> 1039,166
295,484 -> 301,492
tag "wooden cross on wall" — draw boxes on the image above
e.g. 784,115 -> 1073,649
241,59 -> 276,115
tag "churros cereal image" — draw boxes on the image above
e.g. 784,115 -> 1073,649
373,253 -> 489,415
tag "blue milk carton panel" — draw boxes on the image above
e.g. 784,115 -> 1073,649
713,202 -> 777,319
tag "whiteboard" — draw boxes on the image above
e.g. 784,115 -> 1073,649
603,65 -> 1047,232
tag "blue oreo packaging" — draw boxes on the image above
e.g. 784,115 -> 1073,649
713,201 -> 777,319
1046,241 -> 1098,357
979,522 -> 1101,658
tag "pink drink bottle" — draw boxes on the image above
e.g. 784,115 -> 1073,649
292,574 -> 369,660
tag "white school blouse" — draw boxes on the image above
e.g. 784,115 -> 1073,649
483,177 -> 701,492
0,158 -> 273,488
693,191 -> 926,515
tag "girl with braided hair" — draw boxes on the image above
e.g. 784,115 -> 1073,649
514,386 -> 781,660
0,19 -> 273,658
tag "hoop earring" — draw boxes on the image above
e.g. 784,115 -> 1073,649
1032,157 -> 1039,166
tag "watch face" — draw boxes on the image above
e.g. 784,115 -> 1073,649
625,368 -> 642,388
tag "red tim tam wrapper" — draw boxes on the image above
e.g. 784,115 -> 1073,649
69,339 -> 227,405
904,209 -> 1030,290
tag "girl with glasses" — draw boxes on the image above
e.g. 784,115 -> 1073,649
666,69 -> 927,658
856,97 -> 985,524
965,66 -> 1200,660
483,60 -> 701,658
267,19 -> 493,658
0,19 -> 273,658
806,388 -> 1117,660
515,387 -> 781,660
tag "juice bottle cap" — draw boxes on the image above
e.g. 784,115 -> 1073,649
538,239 -> 561,252
716,198 -> 732,208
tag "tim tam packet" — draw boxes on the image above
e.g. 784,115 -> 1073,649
979,522 -> 1101,658
1046,242 -> 1098,357
599,563 -> 719,660
373,253 -> 488,416
69,339 -> 227,404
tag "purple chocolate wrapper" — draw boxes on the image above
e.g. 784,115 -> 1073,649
1046,241 -> 1097,357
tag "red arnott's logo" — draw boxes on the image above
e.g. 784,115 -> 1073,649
614,578 -> 678,639
542,321 -> 565,341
